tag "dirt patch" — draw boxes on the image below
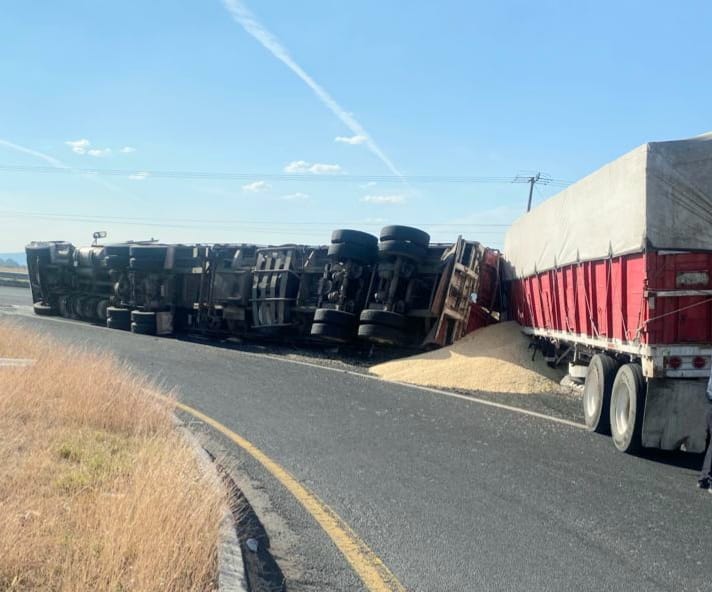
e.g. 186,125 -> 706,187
370,321 -> 565,394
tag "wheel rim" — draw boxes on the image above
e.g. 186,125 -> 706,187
613,384 -> 632,438
583,368 -> 601,424
584,383 -> 599,418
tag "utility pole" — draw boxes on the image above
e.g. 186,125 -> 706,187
526,172 -> 540,213
513,172 -> 551,212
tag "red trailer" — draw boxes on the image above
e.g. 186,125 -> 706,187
505,135 -> 712,453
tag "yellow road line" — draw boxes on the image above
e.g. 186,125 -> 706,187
174,399 -> 406,592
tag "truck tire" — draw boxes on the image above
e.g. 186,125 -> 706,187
131,310 -> 157,324
378,240 -> 427,261
81,297 -> 100,320
96,299 -> 109,322
131,322 -> 156,336
313,309 -> 357,328
69,295 -> 83,319
327,241 -> 377,264
379,225 -> 430,248
310,322 -> 352,342
331,229 -> 378,249
129,257 -> 164,272
583,354 -> 618,434
131,311 -> 158,333
58,296 -> 72,318
70,296 -> 86,319
107,317 -> 130,331
33,302 -> 57,316
358,323 -> 408,346
107,306 -> 131,320
610,363 -> 646,454
107,307 -> 131,330
359,309 -> 408,330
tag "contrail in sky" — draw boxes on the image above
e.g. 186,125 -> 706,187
0,138 -> 67,169
221,0 -> 404,180
0,138 -> 132,198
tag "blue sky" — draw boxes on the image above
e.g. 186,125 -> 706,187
1,0 -> 710,252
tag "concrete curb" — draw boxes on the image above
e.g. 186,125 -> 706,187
175,419 -> 249,592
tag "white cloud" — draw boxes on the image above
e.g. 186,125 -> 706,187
335,134 -> 367,145
284,160 -> 310,173
284,160 -> 342,175
87,147 -> 111,157
309,163 -> 342,174
65,138 -> 91,154
120,146 -> 136,153
65,139 -> 112,157
221,0 -> 403,180
242,180 -> 271,192
280,192 -> 309,201
360,181 -> 377,189
361,194 -> 407,205
128,171 -> 149,181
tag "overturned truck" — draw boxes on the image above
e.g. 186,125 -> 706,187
27,225 -> 501,349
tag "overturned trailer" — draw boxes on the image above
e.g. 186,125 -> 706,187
26,225 -> 501,350
504,134 -> 712,454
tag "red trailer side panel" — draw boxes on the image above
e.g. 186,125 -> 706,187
510,251 -> 712,347
511,253 -> 647,344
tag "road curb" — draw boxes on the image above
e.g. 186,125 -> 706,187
175,419 -> 249,592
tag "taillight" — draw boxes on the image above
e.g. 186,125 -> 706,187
668,356 -> 682,369
693,356 -> 707,369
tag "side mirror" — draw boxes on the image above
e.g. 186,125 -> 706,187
92,231 -> 107,245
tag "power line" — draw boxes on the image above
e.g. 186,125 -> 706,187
0,163 -> 573,186
0,209 -> 510,227
0,210 -> 511,237
512,172 -> 557,212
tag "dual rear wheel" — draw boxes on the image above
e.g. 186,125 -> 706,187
328,229 -> 378,264
583,354 -> 645,453
310,309 -> 357,343
357,309 -> 409,346
106,308 -> 159,335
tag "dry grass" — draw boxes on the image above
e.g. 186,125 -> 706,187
0,321 -> 225,591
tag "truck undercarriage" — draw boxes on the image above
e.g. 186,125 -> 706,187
26,225 -> 501,351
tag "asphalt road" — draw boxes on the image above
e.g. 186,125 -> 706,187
2,286 -> 711,592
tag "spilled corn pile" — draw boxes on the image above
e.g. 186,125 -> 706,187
371,321 -> 564,394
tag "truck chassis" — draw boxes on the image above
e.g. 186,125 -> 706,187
26,225 -> 500,352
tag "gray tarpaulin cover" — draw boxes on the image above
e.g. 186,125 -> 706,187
503,133 -> 712,279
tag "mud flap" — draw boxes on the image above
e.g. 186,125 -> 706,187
642,378 -> 710,452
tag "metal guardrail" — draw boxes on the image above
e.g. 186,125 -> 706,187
0,270 -> 29,286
